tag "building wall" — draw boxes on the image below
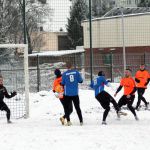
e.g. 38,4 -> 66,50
31,32 -> 69,52
31,32 -> 58,51
82,13 -> 150,49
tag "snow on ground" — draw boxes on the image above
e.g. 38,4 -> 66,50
0,83 -> 150,150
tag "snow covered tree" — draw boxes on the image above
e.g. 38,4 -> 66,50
0,0 -> 53,55
92,0 -> 114,17
138,0 -> 150,7
66,0 -> 88,49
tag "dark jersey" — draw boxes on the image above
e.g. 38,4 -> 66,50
0,85 -> 13,102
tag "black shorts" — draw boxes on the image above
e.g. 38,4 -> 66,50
118,95 -> 135,107
96,91 -> 112,109
0,102 -> 9,111
137,88 -> 145,96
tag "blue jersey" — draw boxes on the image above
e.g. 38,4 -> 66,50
90,76 -> 108,97
61,69 -> 83,96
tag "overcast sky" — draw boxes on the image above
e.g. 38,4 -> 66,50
43,0 -> 71,32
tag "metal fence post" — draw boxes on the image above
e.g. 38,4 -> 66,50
120,7 -> 126,72
110,52 -> 113,82
37,54 -> 40,92
144,52 -> 146,65
89,0 -> 93,84
81,52 -> 85,80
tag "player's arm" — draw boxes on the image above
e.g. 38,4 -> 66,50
135,72 -> 140,83
114,85 -> 123,97
4,87 -> 16,98
144,73 -> 150,86
129,87 -> 137,95
78,71 -> 83,83
61,73 -> 65,86
135,78 -> 140,83
101,76 -> 108,86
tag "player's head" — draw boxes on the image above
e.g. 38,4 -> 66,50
0,75 -> 3,86
98,71 -> 105,76
66,62 -> 73,69
124,69 -> 132,77
140,64 -> 145,71
54,69 -> 61,77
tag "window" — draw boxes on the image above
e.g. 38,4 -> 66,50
103,54 -> 112,65
40,26 -> 43,31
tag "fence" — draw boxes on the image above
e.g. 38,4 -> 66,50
27,52 -> 150,92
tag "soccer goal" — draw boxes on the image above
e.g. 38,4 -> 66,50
0,44 -> 29,119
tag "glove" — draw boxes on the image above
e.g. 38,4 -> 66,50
11,91 -> 17,97
107,80 -> 111,82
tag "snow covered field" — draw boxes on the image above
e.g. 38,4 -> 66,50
0,84 -> 150,150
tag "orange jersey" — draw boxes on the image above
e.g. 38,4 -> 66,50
120,77 -> 136,95
135,70 -> 149,88
53,77 -> 64,93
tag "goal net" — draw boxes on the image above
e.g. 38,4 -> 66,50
0,44 -> 29,119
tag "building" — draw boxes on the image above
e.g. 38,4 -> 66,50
82,7 -> 150,53
91,0 -> 139,8
82,8 -> 150,78
31,31 -> 70,52
25,0 -> 71,53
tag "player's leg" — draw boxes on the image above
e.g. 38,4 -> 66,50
59,98 -> 67,125
1,102 -> 11,123
72,95 -> 83,125
63,96 -> 73,125
136,88 -> 143,110
96,92 -> 110,125
139,88 -> 149,108
118,95 -> 126,108
127,95 -> 139,120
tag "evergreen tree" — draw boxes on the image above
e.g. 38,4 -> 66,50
66,0 -> 88,49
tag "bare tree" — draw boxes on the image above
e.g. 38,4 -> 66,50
0,0 -> 53,56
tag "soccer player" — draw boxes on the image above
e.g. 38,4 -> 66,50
52,69 -> 66,125
114,69 -> 139,120
135,64 -> 149,110
90,71 -> 120,125
61,62 -> 83,126
0,75 -> 17,123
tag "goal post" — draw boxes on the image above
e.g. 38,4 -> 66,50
0,44 -> 29,118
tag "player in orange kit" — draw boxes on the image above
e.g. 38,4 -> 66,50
135,64 -> 149,110
53,69 -> 66,125
114,69 -> 139,120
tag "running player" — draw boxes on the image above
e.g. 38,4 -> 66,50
114,69 -> 139,120
135,64 -> 149,110
0,75 -> 17,123
90,71 -> 120,125
61,62 -> 83,126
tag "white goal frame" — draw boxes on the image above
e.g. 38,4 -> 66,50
0,44 -> 29,118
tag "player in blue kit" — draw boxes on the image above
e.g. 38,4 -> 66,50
61,62 -> 83,126
90,71 -> 120,125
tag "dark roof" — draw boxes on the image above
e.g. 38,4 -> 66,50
103,7 -> 150,17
